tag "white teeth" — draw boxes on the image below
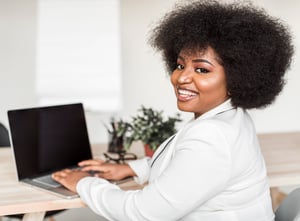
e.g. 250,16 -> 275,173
178,89 -> 197,96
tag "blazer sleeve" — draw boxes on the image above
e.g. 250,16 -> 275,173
128,157 -> 151,184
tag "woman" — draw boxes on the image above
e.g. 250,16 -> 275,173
52,1 -> 294,220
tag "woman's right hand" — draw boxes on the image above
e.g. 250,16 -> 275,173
78,159 -> 136,181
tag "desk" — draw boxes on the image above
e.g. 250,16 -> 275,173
0,144 -> 144,221
1,132 -> 300,219
258,132 -> 300,209
258,132 -> 300,187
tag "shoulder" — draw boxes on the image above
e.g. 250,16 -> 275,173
175,119 -> 231,154
176,108 -> 251,147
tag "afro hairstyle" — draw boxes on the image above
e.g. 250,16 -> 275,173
149,0 -> 294,109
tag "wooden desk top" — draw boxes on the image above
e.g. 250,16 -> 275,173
259,131 -> 300,187
0,143 -> 144,216
0,148 -> 84,215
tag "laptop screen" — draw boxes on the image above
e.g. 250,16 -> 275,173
8,103 -> 92,180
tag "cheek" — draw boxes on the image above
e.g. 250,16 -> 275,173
196,76 -> 227,92
170,72 -> 178,86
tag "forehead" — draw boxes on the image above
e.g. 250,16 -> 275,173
178,46 -> 222,64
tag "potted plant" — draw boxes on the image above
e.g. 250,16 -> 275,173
128,106 -> 182,157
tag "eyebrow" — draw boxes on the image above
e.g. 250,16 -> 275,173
178,55 -> 215,67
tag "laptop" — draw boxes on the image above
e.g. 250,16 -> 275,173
7,103 -> 92,199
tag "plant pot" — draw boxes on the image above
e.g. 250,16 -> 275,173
144,144 -> 155,157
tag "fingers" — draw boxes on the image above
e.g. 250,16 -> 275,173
80,165 -> 107,173
52,172 -> 64,182
51,170 -> 90,193
52,161 -> 130,182
79,161 -> 115,174
52,169 -> 72,180
78,159 -> 104,167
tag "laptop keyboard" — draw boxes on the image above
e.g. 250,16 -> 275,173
33,174 -> 61,188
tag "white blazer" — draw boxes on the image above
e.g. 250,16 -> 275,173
77,99 -> 274,221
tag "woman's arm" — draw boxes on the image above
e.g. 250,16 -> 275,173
74,123 -> 232,221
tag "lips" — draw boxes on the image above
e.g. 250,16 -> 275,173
177,88 -> 198,101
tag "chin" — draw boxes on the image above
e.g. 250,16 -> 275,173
177,103 -> 193,113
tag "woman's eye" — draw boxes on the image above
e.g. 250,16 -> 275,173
176,64 -> 184,70
195,68 -> 209,73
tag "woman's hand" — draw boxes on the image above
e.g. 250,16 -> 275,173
52,169 -> 90,193
52,159 -> 137,192
78,159 -> 136,181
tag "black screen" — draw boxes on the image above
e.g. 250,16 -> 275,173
8,103 -> 92,180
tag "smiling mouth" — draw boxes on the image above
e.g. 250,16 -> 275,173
177,88 -> 198,101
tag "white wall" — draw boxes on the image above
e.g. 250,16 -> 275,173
1,0 -> 300,144
120,0 -> 178,116
0,0 -> 38,126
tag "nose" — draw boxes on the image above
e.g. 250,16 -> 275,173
177,69 -> 192,84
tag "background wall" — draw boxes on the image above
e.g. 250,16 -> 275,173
0,0 -> 38,122
0,0 -> 299,144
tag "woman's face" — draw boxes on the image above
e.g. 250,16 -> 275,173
171,47 -> 228,118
